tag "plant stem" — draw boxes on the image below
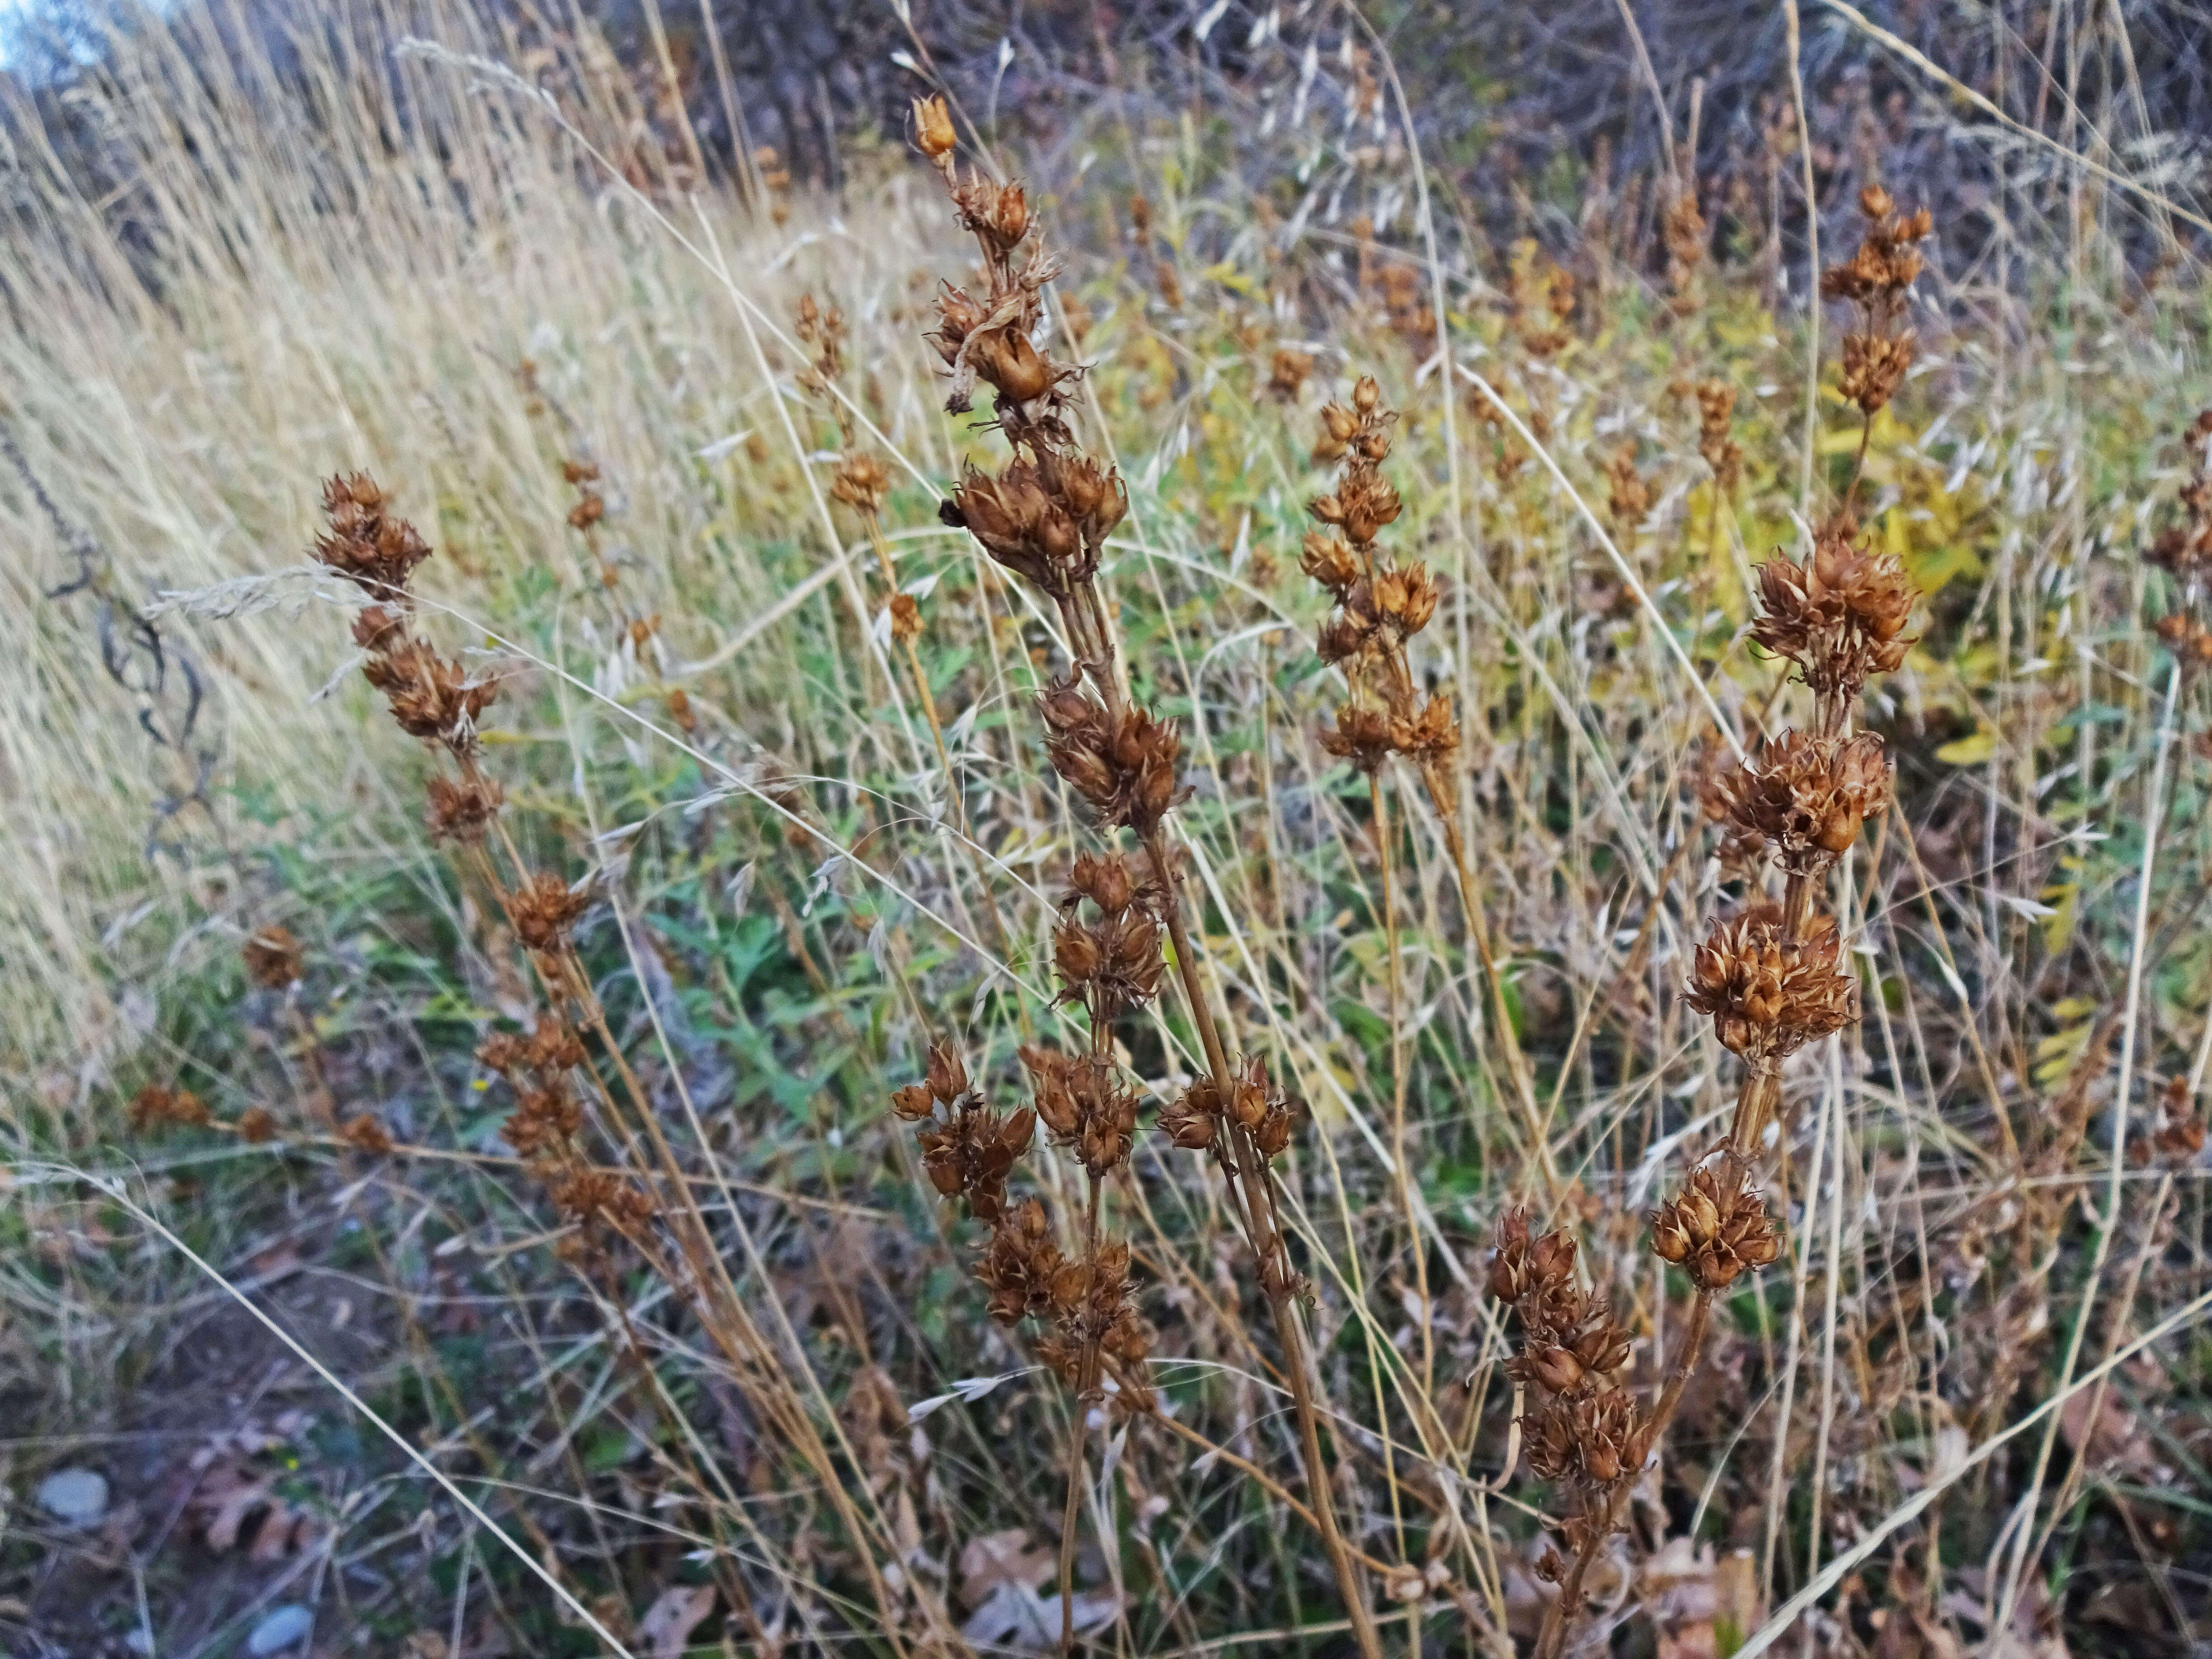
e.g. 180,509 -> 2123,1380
1060,1172 -> 1103,1654
1140,825 -> 1385,1659
1416,761 -> 1559,1202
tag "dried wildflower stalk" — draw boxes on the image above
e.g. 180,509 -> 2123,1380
1500,187 -> 1925,1659
2148,410 -> 2212,680
1305,378 -> 1554,1200
890,854 -> 1164,1644
306,473 -> 948,1657
901,94 -> 1384,1659
796,294 -> 950,758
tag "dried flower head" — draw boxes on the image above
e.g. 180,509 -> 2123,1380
339,1113 -> 394,1155
1662,186 -> 1708,303
1321,701 -> 1397,773
1714,730 -> 1891,876
1525,1387 -> 1654,1488
511,871 -> 591,952
549,1168 -> 655,1235
1052,855 -> 1166,1019
1039,678 -> 1184,834
360,637 -> 497,750
895,1040 -> 1035,1223
131,1084 -> 212,1132
1490,1206 -> 1647,1495
910,94 -> 957,161
977,1196 -> 1064,1323
2147,413 -> 2212,587
1269,347 -> 1313,401
1696,380 -> 1743,496
832,451 -> 890,516
1686,904 -> 1858,1060
1752,515 -> 1917,708
1651,1163 -> 1782,1290
233,1106 -> 279,1143
426,774 -> 503,843
1021,1045 -> 1140,1177
1821,186 -> 1932,417
1605,445 -> 1651,529
946,454 -> 1125,600
1507,239 -> 1575,354
504,1083 -> 583,1160
314,473 -> 431,600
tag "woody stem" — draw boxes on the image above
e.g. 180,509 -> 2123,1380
1372,772 -> 1434,1400
1843,410 -> 1872,514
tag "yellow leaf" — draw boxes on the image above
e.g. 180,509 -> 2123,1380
1935,729 -> 1997,766
1199,259 -> 1256,296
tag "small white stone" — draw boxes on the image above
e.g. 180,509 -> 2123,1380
248,1605 -> 314,1654
35,1468 -> 109,1527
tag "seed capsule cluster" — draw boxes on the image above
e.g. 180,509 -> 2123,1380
1686,904 -> 1859,1063
2149,412 -> 2212,679
1496,190 -> 1933,1659
1488,1213 -> 1650,1534
316,475 -> 498,756
1650,1164 -> 1782,1292
1302,377 -> 1458,775
1822,184 -> 1932,418
890,1040 -> 1155,1408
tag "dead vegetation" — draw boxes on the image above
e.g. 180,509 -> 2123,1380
4,5 -> 2212,1659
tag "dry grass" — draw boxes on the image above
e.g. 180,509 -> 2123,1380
4,6 -> 2212,1659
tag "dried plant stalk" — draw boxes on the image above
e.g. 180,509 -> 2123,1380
305,471 -> 957,1659
1498,186 -> 1928,1659
902,93 -> 1385,1659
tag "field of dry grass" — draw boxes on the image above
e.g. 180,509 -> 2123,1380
4,5 -> 2212,1658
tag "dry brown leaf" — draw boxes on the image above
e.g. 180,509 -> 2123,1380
637,1583 -> 717,1659
2059,1387 -> 2160,1478
958,1528 -> 1055,1608
187,1461 -> 318,1560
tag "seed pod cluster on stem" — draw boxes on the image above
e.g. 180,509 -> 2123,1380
898,94 -> 1386,1659
1506,189 -> 1927,1659
2148,411 -> 2212,679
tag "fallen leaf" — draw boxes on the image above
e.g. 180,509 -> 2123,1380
958,1527 -> 1054,1608
188,1460 -> 318,1559
960,1583 -> 1123,1653
2058,1387 -> 2159,1478
638,1583 -> 717,1659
